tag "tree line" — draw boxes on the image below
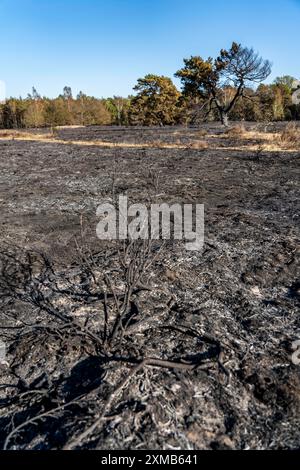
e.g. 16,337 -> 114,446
1,42 -> 300,128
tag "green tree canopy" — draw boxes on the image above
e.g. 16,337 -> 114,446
176,42 -> 272,126
129,75 -> 180,126
273,76 -> 298,93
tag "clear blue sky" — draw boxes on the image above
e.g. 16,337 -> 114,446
1,0 -> 299,98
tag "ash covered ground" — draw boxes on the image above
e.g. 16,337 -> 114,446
0,124 -> 299,450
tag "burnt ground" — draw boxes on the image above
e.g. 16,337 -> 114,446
0,124 -> 299,450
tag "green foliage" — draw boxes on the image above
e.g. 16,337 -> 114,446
0,87 -> 113,129
106,96 -> 131,125
176,42 -> 272,125
0,58 -> 299,129
273,76 -> 298,93
74,92 -> 112,126
0,99 -> 27,128
44,98 -> 73,126
129,75 -> 181,126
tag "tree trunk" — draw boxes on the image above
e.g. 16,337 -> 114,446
220,111 -> 229,127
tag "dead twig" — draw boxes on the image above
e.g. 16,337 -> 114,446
3,393 -> 86,450
63,355 -> 214,450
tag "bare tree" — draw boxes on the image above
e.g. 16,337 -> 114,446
176,42 -> 272,126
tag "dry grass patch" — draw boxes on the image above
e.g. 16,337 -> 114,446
56,125 -> 85,129
197,129 -> 208,138
147,139 -> 165,148
278,123 -> 300,149
218,124 -> 300,152
224,124 -> 247,139
187,140 -> 208,150
0,130 -> 54,140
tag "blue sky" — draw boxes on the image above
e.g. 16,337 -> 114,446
1,0 -> 299,98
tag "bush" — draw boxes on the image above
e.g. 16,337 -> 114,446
279,122 -> 300,148
225,124 -> 247,138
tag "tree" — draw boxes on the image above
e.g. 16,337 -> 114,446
62,86 -> 73,114
271,84 -> 292,120
225,87 -> 259,121
253,83 -> 292,122
175,42 -> 272,126
27,87 -> 41,101
106,96 -> 130,125
74,92 -> 112,126
63,86 -> 73,100
44,98 -> 73,126
0,99 -> 27,128
129,75 -> 180,126
255,84 -> 275,121
25,87 -> 45,127
274,76 -> 298,93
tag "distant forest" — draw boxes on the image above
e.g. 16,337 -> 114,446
1,43 -> 300,128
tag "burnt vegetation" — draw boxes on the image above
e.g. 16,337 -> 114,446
0,122 -> 299,449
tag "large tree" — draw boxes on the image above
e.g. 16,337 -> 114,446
175,42 -> 271,126
129,74 -> 180,126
